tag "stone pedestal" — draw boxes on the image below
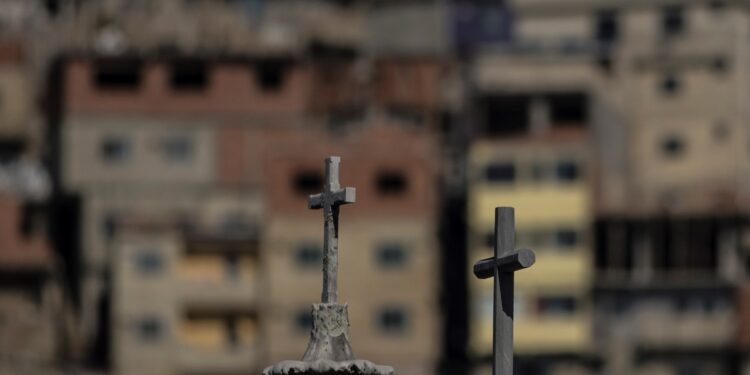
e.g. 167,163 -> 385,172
263,303 -> 394,375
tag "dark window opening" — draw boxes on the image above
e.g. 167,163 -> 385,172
295,310 -> 313,332
661,136 -> 686,158
170,61 -> 208,91
556,161 -> 580,182
102,214 -> 118,241
136,318 -> 162,341
549,93 -> 588,126
94,60 -> 142,90
482,95 -> 530,136
660,73 -> 682,96
100,136 -> 131,162
555,230 -> 579,248
711,57 -> 728,74
377,243 -> 407,268
295,244 -> 323,268
225,254 -> 239,279
160,136 -> 194,162
538,296 -> 577,316
135,252 -> 163,275
597,56 -> 614,74
293,171 -> 323,196
661,5 -> 685,37
378,308 -> 407,333
387,106 -> 425,126
255,60 -> 288,92
376,171 -> 408,195
485,163 -> 515,183
595,10 -> 619,44
0,139 -> 25,163
225,319 -> 239,347
708,0 -> 726,11
485,232 -> 494,248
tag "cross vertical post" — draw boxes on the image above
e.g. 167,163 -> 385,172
309,156 -> 356,304
474,207 -> 536,375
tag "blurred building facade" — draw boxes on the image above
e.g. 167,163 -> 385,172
1,0 -> 747,374
460,0 -> 750,374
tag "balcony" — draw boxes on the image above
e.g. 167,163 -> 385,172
632,309 -> 735,348
178,277 -> 260,310
177,344 -> 261,373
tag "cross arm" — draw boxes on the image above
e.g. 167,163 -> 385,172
308,187 -> 356,209
473,248 -> 536,279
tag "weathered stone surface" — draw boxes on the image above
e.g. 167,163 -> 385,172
302,303 -> 355,362
262,359 -> 395,375
263,157 -> 395,375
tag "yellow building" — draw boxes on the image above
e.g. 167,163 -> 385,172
467,131 -> 593,360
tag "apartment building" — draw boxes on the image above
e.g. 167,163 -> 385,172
112,216 -> 262,375
0,193 -> 65,375
471,0 -> 750,373
259,123 -> 441,375
55,54 -> 304,371
467,131 -> 595,374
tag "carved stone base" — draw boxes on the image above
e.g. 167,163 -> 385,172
262,359 -> 395,375
262,303 -> 395,375
302,303 -> 355,362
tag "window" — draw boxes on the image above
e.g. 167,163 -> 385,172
485,232 -> 495,248
170,61 -> 208,91
220,212 -> 253,235
225,254 -> 239,280
94,60 -> 142,90
255,60 -> 287,92
375,171 -> 408,195
294,310 -> 313,332
556,161 -> 580,182
660,73 -> 681,96
661,5 -> 685,37
292,171 -> 323,195
483,95 -> 530,136
136,317 -> 162,341
100,136 -> 131,162
711,57 -> 728,74
376,243 -> 408,268
102,214 -> 117,240
555,230 -> 578,248
485,163 -> 515,183
708,0 -> 726,11
549,93 -> 588,126
159,136 -> 194,162
538,296 -> 577,316
661,136 -> 686,158
377,307 -> 408,334
295,244 -> 322,268
135,252 -> 163,275
595,10 -> 619,44
225,318 -> 239,347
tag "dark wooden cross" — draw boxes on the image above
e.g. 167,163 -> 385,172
474,207 -> 536,375
309,156 -> 356,304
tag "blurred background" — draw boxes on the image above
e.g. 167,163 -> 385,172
0,0 -> 749,374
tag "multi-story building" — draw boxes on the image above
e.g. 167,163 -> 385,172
258,123 -> 441,375
464,0 -> 750,373
0,192 -> 65,375
55,53 -> 301,372
467,130 -> 595,374
112,216 -> 262,375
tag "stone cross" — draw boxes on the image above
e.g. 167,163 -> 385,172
308,156 -> 356,304
263,156 -> 395,374
473,207 -> 536,375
